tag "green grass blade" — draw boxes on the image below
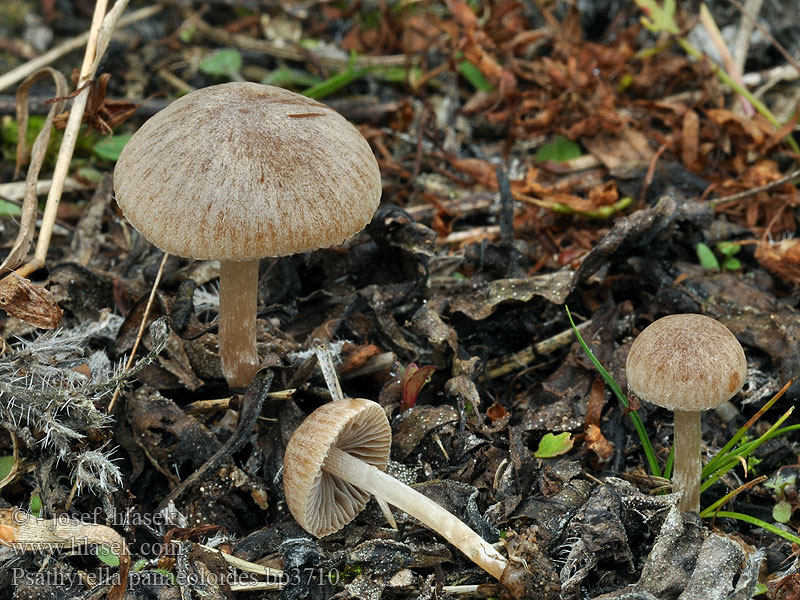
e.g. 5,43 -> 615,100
566,306 -> 661,477
703,379 -> 792,476
711,511 -> 800,546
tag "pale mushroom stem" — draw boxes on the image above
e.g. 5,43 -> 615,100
218,259 -> 260,388
324,447 -> 508,580
673,410 -> 702,512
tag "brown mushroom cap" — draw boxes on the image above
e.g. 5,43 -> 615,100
626,313 -> 747,412
113,82 -> 381,261
283,398 -> 391,537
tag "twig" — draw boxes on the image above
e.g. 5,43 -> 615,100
732,0 -> 764,78
6,0 -> 130,281
699,3 -> 753,115
483,320 -> 593,379
0,5 -> 163,93
188,13 -> 408,69
107,251 -> 169,414
0,178 -> 90,202
729,0 -> 799,75
710,167 -> 800,206
183,389 -> 295,414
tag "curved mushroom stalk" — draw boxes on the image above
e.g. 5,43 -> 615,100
324,446 -> 507,579
283,398 -> 508,582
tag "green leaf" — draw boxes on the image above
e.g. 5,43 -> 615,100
261,67 -> 322,88
457,60 -> 494,92
302,66 -> 371,100
534,432 -> 573,458
95,544 -> 120,567
634,0 -> 679,34
0,455 -> 14,481
133,558 -> 148,573
617,73 -> 634,92
696,242 -> 720,271
76,166 -> 104,183
29,494 -> 41,517
716,241 -> 741,257
773,500 -> 793,523
0,199 -> 21,218
178,23 -> 197,44
722,257 -> 742,271
92,133 -> 132,161
199,48 -> 243,78
536,135 -> 582,163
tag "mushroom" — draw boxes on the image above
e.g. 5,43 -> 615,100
283,398 -> 508,580
113,83 -> 381,388
626,313 -> 747,512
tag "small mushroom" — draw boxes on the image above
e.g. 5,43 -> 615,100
626,313 -> 747,512
114,83 -> 381,388
283,398 -> 508,580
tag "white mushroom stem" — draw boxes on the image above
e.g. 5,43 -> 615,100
673,410 -> 702,512
218,259 -> 260,388
323,447 -> 508,580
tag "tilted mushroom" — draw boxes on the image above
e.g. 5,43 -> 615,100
283,398 -> 508,580
114,82 -> 381,388
626,313 -> 747,512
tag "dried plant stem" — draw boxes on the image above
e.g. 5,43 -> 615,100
8,1 -> 144,280
484,319 -> 593,379
699,3 -> 753,115
0,5 -> 162,93
107,252 -> 169,413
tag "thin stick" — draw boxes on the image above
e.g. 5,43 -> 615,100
314,344 -> 344,402
699,3 -> 753,115
7,0 -> 121,280
0,5 -> 163,93
710,167 -> 800,206
107,252 -> 169,413
732,0 -> 764,78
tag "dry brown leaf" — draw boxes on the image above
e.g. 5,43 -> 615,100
0,274 -> 63,329
755,239 -> 800,284
706,108 -> 765,147
585,424 -> 615,462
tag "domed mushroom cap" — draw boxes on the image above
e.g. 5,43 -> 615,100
283,398 -> 391,537
113,82 -> 381,261
626,314 -> 747,412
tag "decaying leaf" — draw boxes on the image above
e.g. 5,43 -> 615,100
53,72 -> 141,134
755,238 -> 800,284
0,274 -> 63,329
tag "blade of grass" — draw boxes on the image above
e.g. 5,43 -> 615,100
566,306 -> 661,477
703,377 -> 795,476
302,67 -> 371,100
699,475 -> 766,517
701,406 -> 795,492
711,511 -> 800,546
